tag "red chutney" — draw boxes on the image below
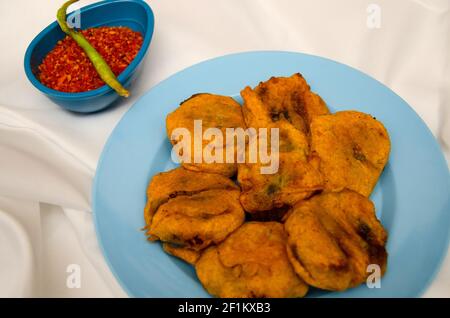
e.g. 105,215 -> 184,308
38,26 -> 143,93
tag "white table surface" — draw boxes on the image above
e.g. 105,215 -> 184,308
0,0 -> 449,297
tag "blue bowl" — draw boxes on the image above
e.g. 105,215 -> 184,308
24,0 -> 154,113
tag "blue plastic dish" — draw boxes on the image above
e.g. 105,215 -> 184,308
93,51 -> 450,297
24,0 -> 154,113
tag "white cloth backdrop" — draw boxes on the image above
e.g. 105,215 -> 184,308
0,0 -> 449,297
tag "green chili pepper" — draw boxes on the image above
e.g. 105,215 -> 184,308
57,0 -> 130,97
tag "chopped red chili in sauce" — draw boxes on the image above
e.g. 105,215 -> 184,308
38,26 -> 143,93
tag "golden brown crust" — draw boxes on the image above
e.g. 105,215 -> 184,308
163,243 -> 201,265
144,167 -> 238,228
248,73 -> 329,134
284,190 -> 387,291
166,93 -> 246,177
238,74 -> 327,214
196,222 -> 308,298
148,189 -> 245,250
310,111 -> 390,197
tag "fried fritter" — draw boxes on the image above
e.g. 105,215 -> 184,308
238,149 -> 323,214
284,190 -> 387,291
144,167 -> 238,228
166,93 -> 246,177
148,188 -> 245,250
244,73 -> 329,134
238,74 -> 328,214
163,243 -> 201,265
310,111 -> 390,197
196,222 -> 308,298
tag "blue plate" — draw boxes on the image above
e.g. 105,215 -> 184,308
93,51 -> 450,297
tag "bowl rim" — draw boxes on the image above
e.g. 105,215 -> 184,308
23,0 -> 154,99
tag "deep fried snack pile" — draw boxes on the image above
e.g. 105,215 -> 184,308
144,73 -> 390,298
